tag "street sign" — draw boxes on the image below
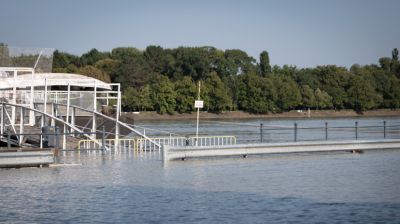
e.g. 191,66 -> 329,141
194,100 -> 203,108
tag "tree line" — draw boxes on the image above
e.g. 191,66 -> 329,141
49,46 -> 400,113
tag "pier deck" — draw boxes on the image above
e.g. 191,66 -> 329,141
162,139 -> 400,161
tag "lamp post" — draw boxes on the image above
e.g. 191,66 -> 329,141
194,81 -> 203,146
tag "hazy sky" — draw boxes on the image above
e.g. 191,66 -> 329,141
1,0 -> 399,67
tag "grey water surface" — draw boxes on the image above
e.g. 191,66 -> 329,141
1,117 -> 400,223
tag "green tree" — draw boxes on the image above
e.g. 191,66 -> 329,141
259,50 -> 271,76
78,65 -> 111,83
312,65 -> 349,109
384,75 -> 400,109
224,49 -> 257,75
301,85 -> 316,108
314,88 -> 333,109
379,57 -> 392,71
80,48 -> 110,66
151,75 -> 176,114
95,58 -> 120,81
391,48 -> 400,77
174,76 -> 197,113
122,87 -> 139,111
122,85 -> 153,111
138,85 -> 153,111
144,45 -> 167,74
392,48 -> 399,61
273,75 -> 301,111
111,47 -> 151,89
347,76 -> 382,111
0,43 -> 11,66
203,72 -> 233,112
53,50 -> 81,69
236,73 -> 276,113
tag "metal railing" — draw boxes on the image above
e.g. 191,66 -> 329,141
0,128 -> 106,150
258,121 -> 400,143
78,138 -> 137,151
189,136 -> 236,146
78,135 -> 237,151
196,119 -> 400,144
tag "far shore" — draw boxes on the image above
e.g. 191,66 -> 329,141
121,109 -> 400,122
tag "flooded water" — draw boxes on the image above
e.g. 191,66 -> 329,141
1,117 -> 400,223
134,116 -> 400,143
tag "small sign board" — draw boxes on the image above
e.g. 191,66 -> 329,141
194,100 -> 204,108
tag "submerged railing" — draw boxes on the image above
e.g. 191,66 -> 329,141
78,135 -> 237,151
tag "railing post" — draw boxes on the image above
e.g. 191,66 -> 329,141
294,122 -> 298,142
355,121 -> 358,140
260,123 -> 263,143
102,125 -> 106,151
383,121 -> 386,139
325,122 -> 328,141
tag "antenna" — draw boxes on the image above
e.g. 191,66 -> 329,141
33,50 -> 43,70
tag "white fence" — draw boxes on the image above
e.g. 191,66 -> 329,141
78,136 -> 237,151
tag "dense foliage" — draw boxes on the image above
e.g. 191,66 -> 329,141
48,46 -> 400,114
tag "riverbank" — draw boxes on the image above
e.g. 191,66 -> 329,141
122,109 -> 400,121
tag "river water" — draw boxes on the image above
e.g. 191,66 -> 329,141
1,117 -> 400,223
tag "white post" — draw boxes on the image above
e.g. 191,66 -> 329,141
29,69 -> 35,125
11,70 -> 17,125
117,84 -> 121,116
195,81 -> 201,146
92,81 -> 97,139
19,107 -> 24,145
66,83 -> 71,124
93,81 -> 97,112
71,107 -> 75,136
1,104 -> 4,135
106,92 -> 109,106
43,78 -> 48,125
115,84 -> 120,149
63,83 -> 70,150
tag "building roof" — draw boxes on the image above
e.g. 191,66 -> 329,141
0,73 -> 112,90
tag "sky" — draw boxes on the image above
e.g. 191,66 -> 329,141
0,0 -> 399,68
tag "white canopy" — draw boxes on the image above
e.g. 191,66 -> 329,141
0,73 -> 112,90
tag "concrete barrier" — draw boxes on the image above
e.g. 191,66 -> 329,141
162,139 -> 400,161
0,150 -> 54,168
